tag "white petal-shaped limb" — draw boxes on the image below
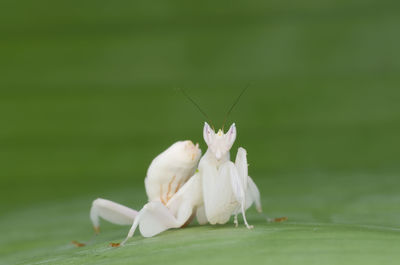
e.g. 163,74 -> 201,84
232,147 -> 263,227
121,172 -> 203,244
234,147 -> 248,192
145,140 -> 201,204
234,147 -> 262,213
90,198 -> 139,233
229,159 -> 253,229
247,176 -> 262,213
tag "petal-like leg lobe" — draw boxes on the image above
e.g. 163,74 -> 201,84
90,198 -> 139,232
247,176 -> 262,212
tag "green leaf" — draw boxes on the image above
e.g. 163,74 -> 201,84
1,0 -> 400,264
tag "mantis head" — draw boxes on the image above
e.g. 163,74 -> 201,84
203,122 -> 236,160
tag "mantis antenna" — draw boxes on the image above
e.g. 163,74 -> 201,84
221,84 -> 250,131
179,88 -> 214,130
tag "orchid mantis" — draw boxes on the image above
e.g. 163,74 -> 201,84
89,122 -> 262,246
200,122 -> 262,228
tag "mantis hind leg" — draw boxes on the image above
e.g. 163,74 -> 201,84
241,203 -> 254,229
90,198 -> 139,233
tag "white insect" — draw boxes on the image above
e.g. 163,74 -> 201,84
199,122 -> 262,228
89,122 -> 262,246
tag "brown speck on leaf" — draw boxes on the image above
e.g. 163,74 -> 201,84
71,240 -> 86,247
110,242 -> 121,247
274,217 -> 288,223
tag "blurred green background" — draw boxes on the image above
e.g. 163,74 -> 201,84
1,0 -> 400,264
